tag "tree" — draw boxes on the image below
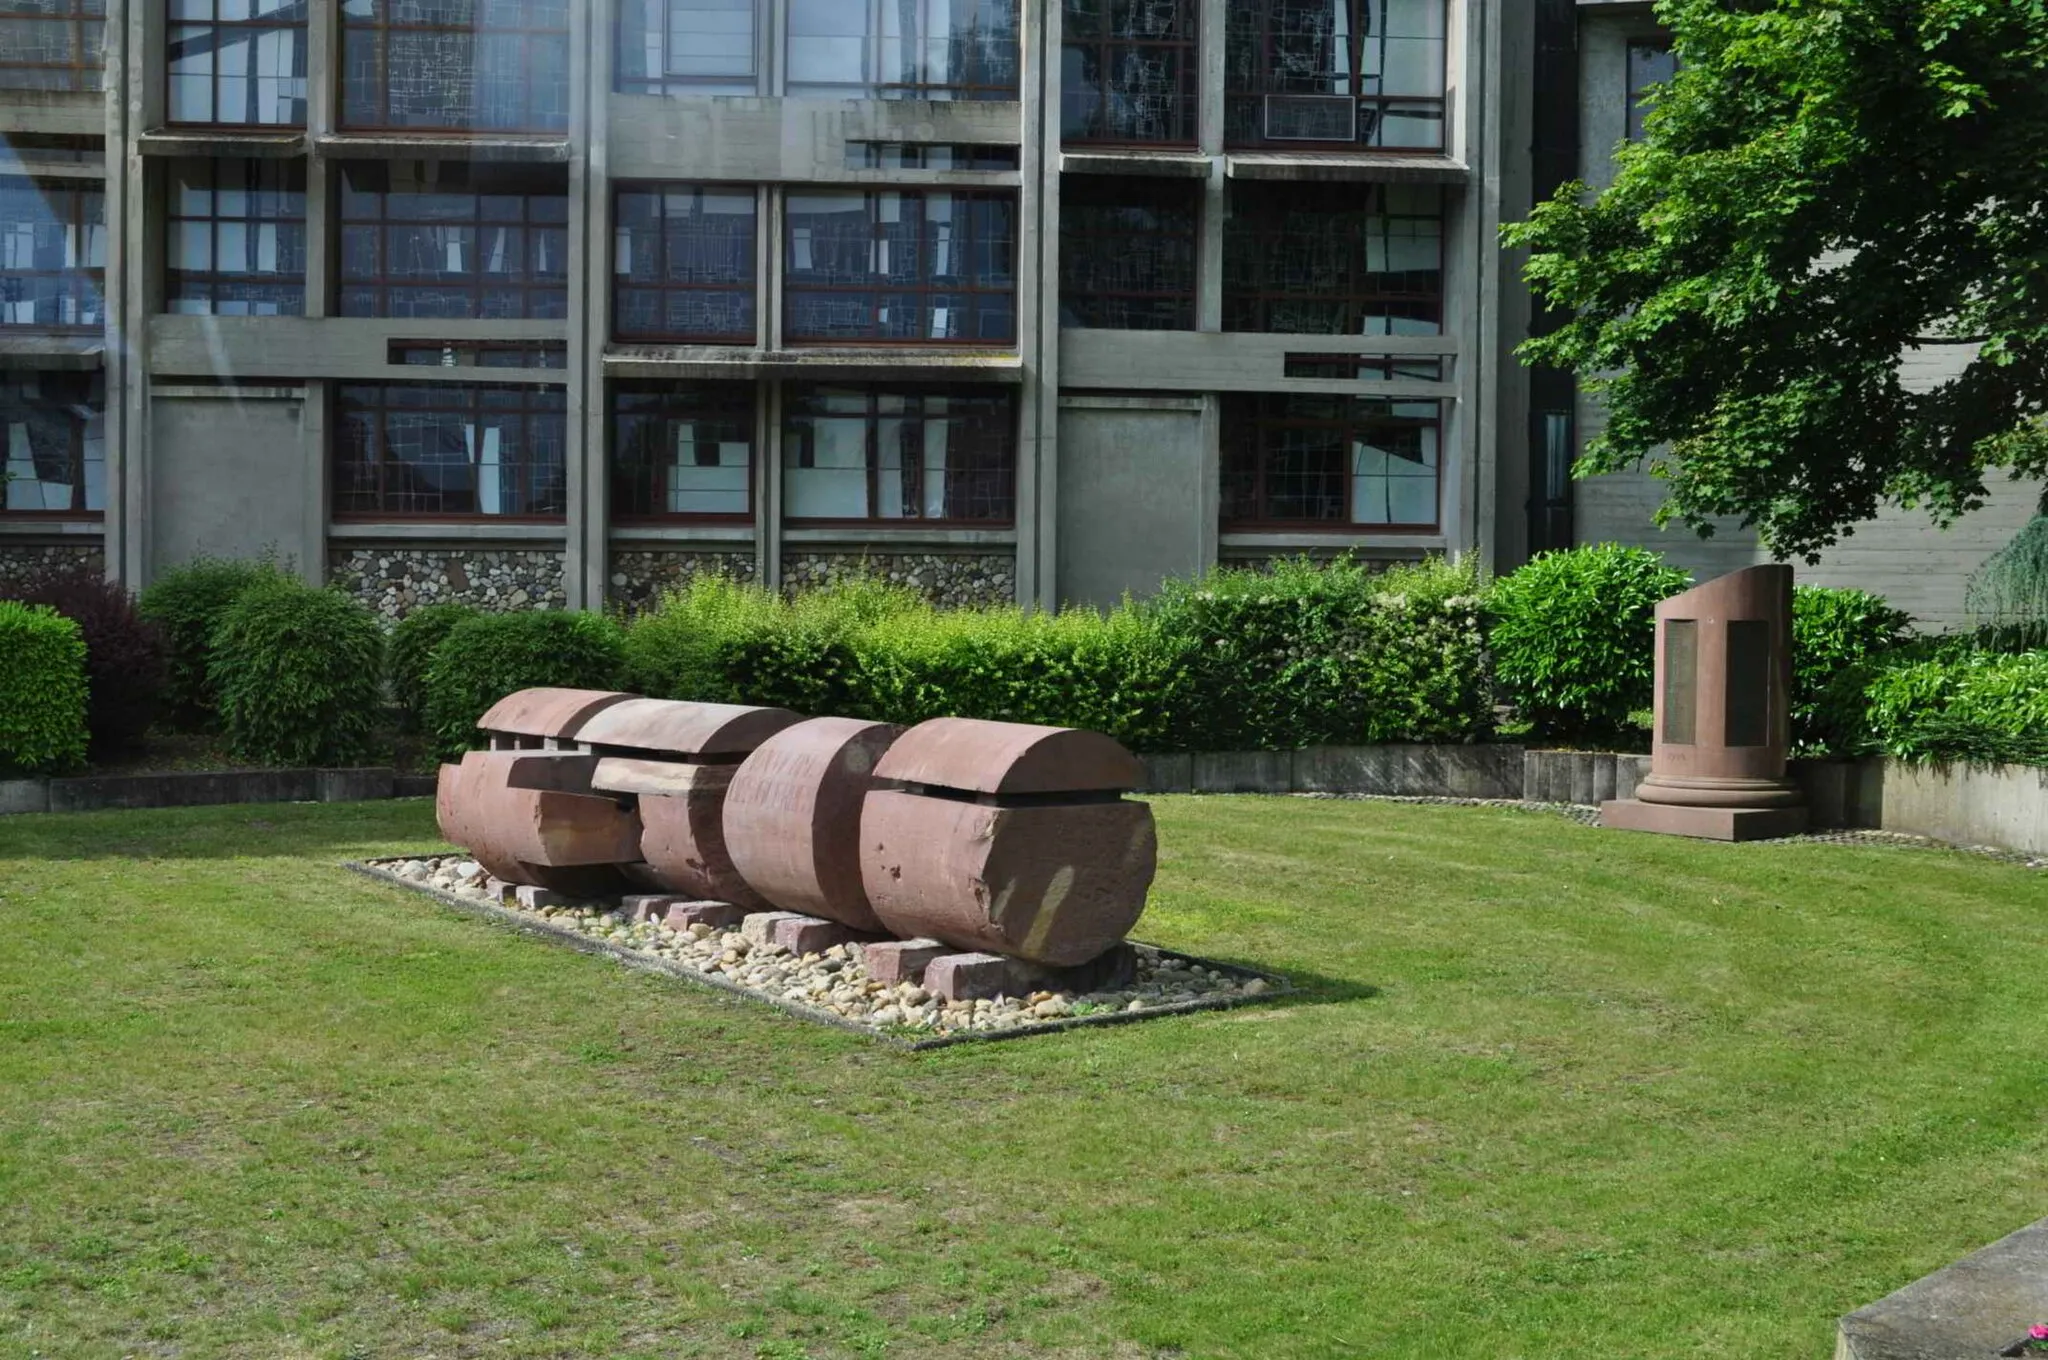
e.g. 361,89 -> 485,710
1506,0 -> 2048,564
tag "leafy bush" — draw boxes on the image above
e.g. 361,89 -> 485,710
208,580 -> 385,767
1486,544 -> 1692,743
139,556 -> 290,725
0,602 -> 87,775
14,574 -> 169,759
388,603 -> 480,730
1852,650 -> 2048,766
1790,585 -> 1914,753
425,611 -> 627,759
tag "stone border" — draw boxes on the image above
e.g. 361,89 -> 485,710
1,768 -> 437,816
1837,1216 -> 2048,1360
344,861 -> 1295,1050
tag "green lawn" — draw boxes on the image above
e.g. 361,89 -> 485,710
3,798 -> 2046,1359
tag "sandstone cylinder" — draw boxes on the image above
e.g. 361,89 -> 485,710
435,749 -> 639,895
722,717 -> 904,929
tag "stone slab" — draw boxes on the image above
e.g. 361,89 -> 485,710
862,938 -> 950,986
514,884 -> 567,910
924,945 -> 1140,1002
740,910 -> 808,946
1838,1216 -> 2048,1360
1600,799 -> 1809,842
0,780 -> 49,815
622,894 -> 686,924
773,915 -> 881,957
662,900 -> 748,931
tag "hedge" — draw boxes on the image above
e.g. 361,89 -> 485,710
209,579 -> 385,767
1789,586 -> 1914,754
139,555 -> 291,726
1822,646 -> 2048,767
0,602 -> 88,775
425,610 -> 628,759
13,574 -> 168,760
388,602 -> 480,730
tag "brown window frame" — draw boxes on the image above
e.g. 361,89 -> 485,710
615,0 -> 759,97
782,385 -> 1017,526
1222,393 -> 1442,531
612,182 -> 759,345
332,380 -> 569,522
1222,181 -> 1443,336
340,0 -> 570,135
784,0 -> 1020,103
337,163 -> 571,322
0,0 -> 103,94
1060,0 -> 1200,147
166,3 -> 308,129
165,157 -> 308,317
611,381 -> 756,524
783,189 -> 1018,347
0,177 -> 105,332
0,369 -> 103,519
1223,0 -> 1448,153
1059,176 -> 1199,331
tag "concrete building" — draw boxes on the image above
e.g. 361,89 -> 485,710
0,0 -> 2024,629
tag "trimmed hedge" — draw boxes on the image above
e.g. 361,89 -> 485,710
1790,586 -> 1914,754
425,611 -> 628,759
139,556 -> 290,726
1821,646 -> 2048,767
1486,545 -> 1692,743
388,602 -> 480,730
209,580 -> 385,767
14,574 -> 168,759
0,602 -> 89,775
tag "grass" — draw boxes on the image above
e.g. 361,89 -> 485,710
2,797 -> 2047,1359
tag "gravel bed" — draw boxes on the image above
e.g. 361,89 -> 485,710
358,856 -> 1289,1044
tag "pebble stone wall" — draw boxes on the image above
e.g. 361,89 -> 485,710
782,552 -> 1016,608
607,549 -> 757,613
0,543 -> 105,596
328,548 -> 568,622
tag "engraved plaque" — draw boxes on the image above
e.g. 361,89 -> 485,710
1724,619 -> 1772,748
1662,619 -> 1698,745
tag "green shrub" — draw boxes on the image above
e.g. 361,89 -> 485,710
1854,651 -> 2048,766
388,603 -> 481,730
425,611 -> 627,759
15,573 -> 168,759
1790,586 -> 1914,753
208,580 -> 385,767
1486,544 -> 1691,743
0,602 -> 87,775
139,555 -> 290,725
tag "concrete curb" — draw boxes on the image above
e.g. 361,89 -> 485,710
0,768 -> 436,816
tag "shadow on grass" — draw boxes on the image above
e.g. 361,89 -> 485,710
0,798 -> 445,863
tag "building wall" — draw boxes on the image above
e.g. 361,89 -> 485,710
1056,395 -> 1213,608
148,390 -> 310,577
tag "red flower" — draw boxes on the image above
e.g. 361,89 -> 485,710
2030,1324 -> 2048,1341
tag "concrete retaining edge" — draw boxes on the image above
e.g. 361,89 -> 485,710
0,768 -> 438,816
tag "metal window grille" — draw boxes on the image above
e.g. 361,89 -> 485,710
167,0 -> 307,127
613,184 -> 758,344
337,162 -> 570,321
333,381 -> 569,519
1058,176 -> 1199,331
611,382 -> 756,521
0,0 -> 103,93
1221,393 -> 1440,528
0,177 -> 104,330
342,0 -> 569,134
1059,0 -> 1199,146
784,189 -> 1016,345
782,385 -> 1015,523
166,158 -> 307,317
1221,180 -> 1443,336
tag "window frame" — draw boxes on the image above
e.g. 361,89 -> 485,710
615,0 -> 759,97
0,176 -> 105,332
340,0 -> 571,135
1222,181 -> 1443,336
336,163 -> 571,322
782,188 -> 1018,347
784,0 -> 1021,103
1060,0 -> 1200,147
0,369 -> 103,519
610,381 -> 757,524
331,380 -> 570,522
612,182 -> 759,345
1221,392 -> 1442,531
781,384 -> 1017,526
1058,175 -> 1200,331
1223,0 -> 1449,153
0,0 -> 103,94
166,1 -> 308,129
165,157 -> 308,317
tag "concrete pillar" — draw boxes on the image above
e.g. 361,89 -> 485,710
571,0 -> 610,611
1017,0 -> 1058,608
1197,0 -> 1227,334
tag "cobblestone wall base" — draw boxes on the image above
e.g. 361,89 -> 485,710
781,551 -> 1016,609
608,549 -> 757,614
328,548 -> 568,623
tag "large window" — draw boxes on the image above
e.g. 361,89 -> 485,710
784,386 -> 1014,523
617,0 -> 755,95
168,0 -> 307,126
1059,177 -> 1198,330
1061,0 -> 1198,145
0,178 -> 103,329
614,185 -> 756,343
342,0 -> 570,134
1222,394 -> 1439,528
167,159 -> 306,316
334,382 -> 567,518
1627,41 -> 1676,142
784,190 -> 1015,344
787,0 -> 1019,101
0,0 -> 102,92
339,163 -> 569,320
0,371 -> 102,515
1224,0 -> 1446,150
1223,182 -> 1440,334
612,383 -> 753,521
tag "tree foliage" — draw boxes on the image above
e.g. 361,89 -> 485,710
1507,0 -> 2048,560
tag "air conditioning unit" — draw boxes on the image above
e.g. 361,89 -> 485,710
1264,94 -> 1357,142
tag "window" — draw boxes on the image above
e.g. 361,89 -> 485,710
168,0 -> 307,126
0,178 -> 103,329
334,382 -> 567,518
617,0 -> 756,95
612,382 -> 753,520
784,190 -> 1015,344
341,0 -> 569,134
0,0 -> 102,92
167,159 -> 306,316
1061,0 -> 1198,145
1282,352 -> 1442,380
787,0 -> 1019,101
784,386 -> 1014,522
614,185 -> 756,343
1059,177 -> 1197,330
391,340 -> 568,368
1224,0 -> 1446,150
339,163 -> 569,320
1627,41 -> 1676,142
1222,394 -> 1439,527
1223,182 -> 1441,334
0,370 -> 102,514
844,142 -> 1019,170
